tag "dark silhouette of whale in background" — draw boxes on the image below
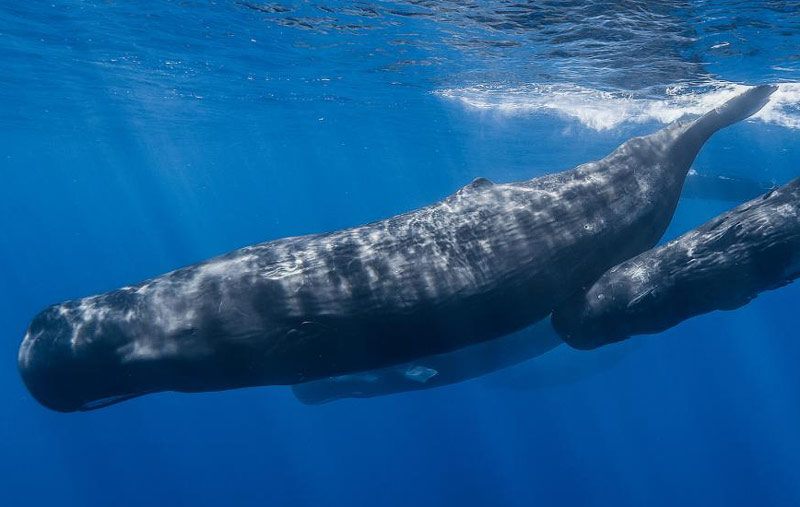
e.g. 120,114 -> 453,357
682,170 -> 774,203
292,320 -> 563,405
292,324 -> 644,405
291,321 -> 641,404
18,86 -> 775,412
478,339 -> 640,392
553,177 -> 800,349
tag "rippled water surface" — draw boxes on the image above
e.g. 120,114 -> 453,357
3,2 -> 800,506
5,1 -> 800,127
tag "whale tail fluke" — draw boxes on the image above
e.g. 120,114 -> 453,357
656,84 -> 777,171
690,84 -> 777,141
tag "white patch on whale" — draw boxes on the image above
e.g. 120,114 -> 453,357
404,365 -> 438,384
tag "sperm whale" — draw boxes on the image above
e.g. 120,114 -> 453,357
18,86 -> 775,412
553,176 -> 800,349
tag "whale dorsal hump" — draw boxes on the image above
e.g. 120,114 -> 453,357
459,177 -> 494,195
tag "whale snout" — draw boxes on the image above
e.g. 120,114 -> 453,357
18,305 -> 137,412
551,289 -> 631,350
18,307 -> 88,412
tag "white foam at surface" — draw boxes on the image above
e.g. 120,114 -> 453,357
754,83 -> 800,129
434,82 -> 800,131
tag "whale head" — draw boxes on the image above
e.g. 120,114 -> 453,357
18,303 -> 159,412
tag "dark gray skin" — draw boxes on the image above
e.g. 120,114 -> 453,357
553,177 -> 800,350
18,86 -> 775,412
292,172 -> 771,405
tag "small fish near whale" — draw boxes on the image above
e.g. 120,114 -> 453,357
17,85 -> 780,412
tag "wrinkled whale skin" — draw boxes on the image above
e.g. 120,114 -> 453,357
18,86 -> 775,412
553,177 -> 800,349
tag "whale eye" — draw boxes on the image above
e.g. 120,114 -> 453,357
178,327 -> 198,337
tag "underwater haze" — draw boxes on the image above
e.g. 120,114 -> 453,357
3,1 -> 800,506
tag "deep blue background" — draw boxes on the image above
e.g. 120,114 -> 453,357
3,1 -> 800,506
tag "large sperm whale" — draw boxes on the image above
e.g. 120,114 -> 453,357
553,177 -> 800,349
18,86 -> 775,412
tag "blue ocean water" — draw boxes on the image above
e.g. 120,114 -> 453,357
3,1 -> 800,505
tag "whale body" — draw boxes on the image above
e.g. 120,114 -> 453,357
292,171 -> 774,404
553,176 -> 800,349
18,86 -> 775,412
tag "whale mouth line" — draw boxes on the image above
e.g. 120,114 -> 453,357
78,392 -> 151,412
